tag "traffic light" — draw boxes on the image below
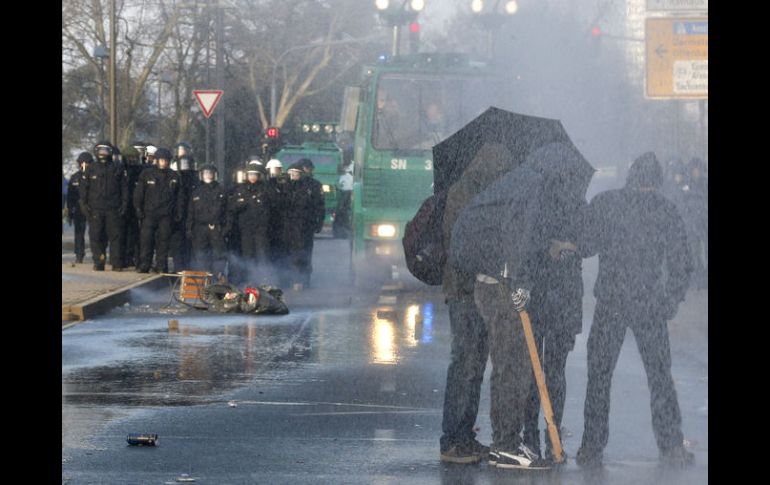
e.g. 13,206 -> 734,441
408,21 -> 420,54
262,126 -> 282,158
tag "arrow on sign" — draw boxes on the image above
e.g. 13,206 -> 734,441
655,44 -> 668,58
193,90 -> 223,118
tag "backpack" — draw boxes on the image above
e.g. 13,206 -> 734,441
403,190 -> 448,285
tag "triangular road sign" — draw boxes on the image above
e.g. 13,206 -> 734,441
193,90 -> 224,118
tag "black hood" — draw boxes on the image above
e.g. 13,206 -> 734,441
524,142 -> 595,202
625,151 -> 663,189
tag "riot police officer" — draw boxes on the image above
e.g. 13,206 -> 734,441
230,159 -> 273,284
121,146 -> 145,268
67,152 -> 94,264
266,158 -> 289,273
282,163 -> 315,289
169,142 -> 198,271
297,158 -> 325,287
187,164 -> 228,277
80,141 -> 128,271
133,148 -> 184,273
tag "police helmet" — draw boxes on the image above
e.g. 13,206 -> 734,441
155,147 -> 172,162
265,159 -> 283,170
146,144 -> 158,156
297,158 -> 314,170
121,146 -> 141,165
246,160 -> 266,175
93,141 -> 114,161
77,151 -> 94,165
200,164 -> 218,182
174,141 -> 193,159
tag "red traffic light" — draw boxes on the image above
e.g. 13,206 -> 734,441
409,22 -> 420,34
266,127 -> 280,138
591,26 -> 602,37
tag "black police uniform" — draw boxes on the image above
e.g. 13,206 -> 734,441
282,177 -> 315,286
300,176 -> 325,286
123,162 -> 149,267
67,170 -> 88,263
133,165 -> 184,272
187,180 -> 228,275
80,160 -> 128,270
267,175 -> 290,268
169,169 -> 198,271
231,179 -> 273,282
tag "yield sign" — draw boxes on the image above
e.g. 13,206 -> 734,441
193,90 -> 223,118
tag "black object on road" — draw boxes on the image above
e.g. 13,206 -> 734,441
126,434 -> 159,446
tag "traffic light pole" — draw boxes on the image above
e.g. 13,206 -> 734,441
215,3 -> 225,181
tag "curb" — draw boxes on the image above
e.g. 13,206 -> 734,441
62,275 -> 174,326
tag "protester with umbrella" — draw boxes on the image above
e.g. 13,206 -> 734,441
447,140 -> 594,470
430,107 -> 592,466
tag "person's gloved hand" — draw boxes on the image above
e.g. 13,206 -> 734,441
81,205 -> 91,220
511,287 -> 531,311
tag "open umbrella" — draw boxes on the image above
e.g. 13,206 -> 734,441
432,106 -> 582,194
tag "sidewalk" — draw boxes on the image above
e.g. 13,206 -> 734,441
62,226 -> 163,324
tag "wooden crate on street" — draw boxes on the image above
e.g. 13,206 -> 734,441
179,271 -> 212,303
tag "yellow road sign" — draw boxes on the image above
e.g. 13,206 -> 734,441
646,17 -> 708,99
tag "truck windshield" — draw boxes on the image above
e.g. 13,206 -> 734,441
373,74 -> 488,151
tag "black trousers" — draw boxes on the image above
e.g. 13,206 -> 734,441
139,213 -> 172,271
580,300 -> 685,453
88,209 -> 124,268
169,223 -> 191,272
237,225 -> 270,284
440,296 -> 488,450
522,327 -> 575,458
474,281 -> 532,450
123,214 -> 140,267
191,224 -> 227,275
73,214 -> 87,260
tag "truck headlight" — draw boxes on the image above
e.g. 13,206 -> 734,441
370,223 -> 397,238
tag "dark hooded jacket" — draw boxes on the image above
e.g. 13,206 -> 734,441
449,142 -> 593,290
581,152 -> 693,311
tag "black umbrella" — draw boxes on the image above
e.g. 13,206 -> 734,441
432,106 -> 584,194
448,140 -> 595,279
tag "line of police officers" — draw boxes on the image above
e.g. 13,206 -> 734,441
66,140 -> 325,290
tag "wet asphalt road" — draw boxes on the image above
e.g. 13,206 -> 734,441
62,239 -> 708,484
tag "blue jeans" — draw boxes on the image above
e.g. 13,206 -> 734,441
440,296 -> 489,450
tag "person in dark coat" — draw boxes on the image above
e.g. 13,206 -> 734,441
80,141 -> 128,271
439,142 -> 512,464
266,159 -> 289,280
448,142 -> 593,471
169,142 -> 197,272
521,195 -> 587,463
297,158 -> 325,287
282,163 -> 315,289
231,160 -> 272,284
575,152 -> 694,468
187,164 -> 228,277
133,148 -> 184,273
67,152 -> 94,264
120,146 -> 146,268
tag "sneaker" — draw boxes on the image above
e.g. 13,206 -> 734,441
440,444 -> 482,464
660,445 -> 694,467
93,264 -> 105,271
575,446 -> 603,468
495,444 -> 551,470
488,447 -> 500,466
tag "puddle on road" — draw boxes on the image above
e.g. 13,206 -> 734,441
63,319 -> 315,407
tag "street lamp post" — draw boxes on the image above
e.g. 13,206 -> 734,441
109,0 -> 117,144
93,45 -> 109,141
